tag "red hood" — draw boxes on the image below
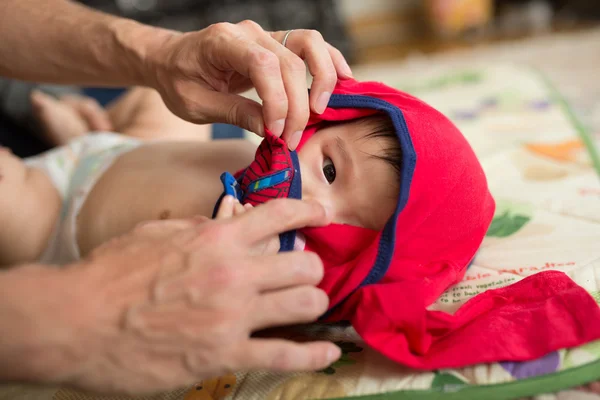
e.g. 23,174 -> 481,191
296,79 -> 495,323
220,79 -> 600,369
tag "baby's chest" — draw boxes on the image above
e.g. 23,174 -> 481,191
76,152 -> 221,251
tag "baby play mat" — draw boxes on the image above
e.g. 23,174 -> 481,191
45,61 -> 600,400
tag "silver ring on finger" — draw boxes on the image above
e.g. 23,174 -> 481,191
281,29 -> 295,49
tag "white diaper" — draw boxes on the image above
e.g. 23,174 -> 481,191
25,133 -> 141,265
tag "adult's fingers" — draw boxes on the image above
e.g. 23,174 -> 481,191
277,30 -> 335,116
233,200 -> 246,216
189,89 -> 265,136
249,251 -> 324,292
237,339 -> 341,372
190,215 -> 210,224
250,31 -> 309,150
234,199 -> 331,245
209,30 -> 289,136
133,218 -> 197,236
249,285 -> 329,331
326,42 -> 353,79
131,218 -> 212,250
271,31 -> 353,114
215,195 -> 235,219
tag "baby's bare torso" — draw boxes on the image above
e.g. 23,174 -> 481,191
77,139 -> 256,256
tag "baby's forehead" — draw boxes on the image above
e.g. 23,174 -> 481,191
317,116 -> 392,139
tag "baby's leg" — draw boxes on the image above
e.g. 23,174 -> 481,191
106,87 -> 212,141
0,146 -> 61,266
30,91 -> 113,146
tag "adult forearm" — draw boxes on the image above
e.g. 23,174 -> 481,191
0,264 -> 83,384
0,0 -> 178,87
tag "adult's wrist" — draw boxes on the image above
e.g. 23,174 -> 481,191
0,263 -> 88,384
109,18 -> 181,89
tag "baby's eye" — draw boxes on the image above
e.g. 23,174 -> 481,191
323,158 -> 336,184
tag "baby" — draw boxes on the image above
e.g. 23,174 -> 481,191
1,80 -> 511,370
0,86 -> 402,265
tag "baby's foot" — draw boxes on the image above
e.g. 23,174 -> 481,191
30,90 -> 113,146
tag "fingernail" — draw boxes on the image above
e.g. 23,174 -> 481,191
223,195 -> 234,204
288,130 -> 302,151
315,91 -> 331,114
269,119 -> 285,137
327,345 -> 341,363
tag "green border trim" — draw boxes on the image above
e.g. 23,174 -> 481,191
325,359 -> 600,400
316,67 -> 600,400
536,68 -> 600,179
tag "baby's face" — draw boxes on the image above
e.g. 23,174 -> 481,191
298,120 -> 399,230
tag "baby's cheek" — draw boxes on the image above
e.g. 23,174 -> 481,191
299,177 -> 333,210
299,176 -> 321,204
371,196 -> 398,230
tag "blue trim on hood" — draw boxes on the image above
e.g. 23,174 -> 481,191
320,94 -> 417,319
279,150 -> 302,252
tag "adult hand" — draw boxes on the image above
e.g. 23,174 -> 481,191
145,20 -> 353,150
215,195 -> 280,255
31,199 -> 338,394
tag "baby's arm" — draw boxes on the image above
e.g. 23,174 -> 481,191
0,148 -> 61,266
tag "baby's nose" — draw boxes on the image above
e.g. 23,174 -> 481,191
301,179 -> 318,202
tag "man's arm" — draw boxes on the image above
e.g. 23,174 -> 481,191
0,0 -> 173,87
0,201 -> 338,394
0,2 -> 353,144
0,1 -> 353,157
0,264 -> 79,383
